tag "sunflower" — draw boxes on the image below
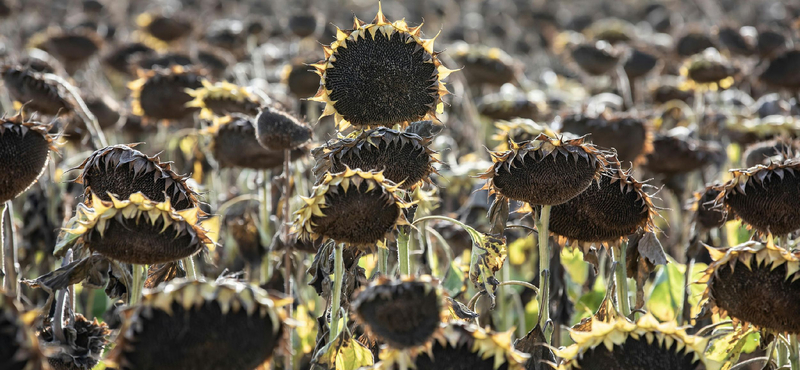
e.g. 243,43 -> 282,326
207,115 -> 307,170
0,294 -> 47,370
1,65 -> 72,116
476,89 -> 548,122
136,12 -> 193,45
556,313 -> 713,370
107,279 -> 285,370
185,80 -> 260,120
491,118 -> 556,151
675,31 -> 715,57
681,49 -> 737,88
698,241 -> 800,334
281,60 -> 321,98
293,167 -> 411,250
479,134 -> 608,206
0,113 -> 56,204
254,106 -> 312,151
128,65 -> 206,122
713,158 -> 800,235
689,186 -> 726,231
570,41 -> 621,76
27,27 -> 102,72
312,126 -> 439,189
102,42 -> 156,75
623,46 -> 660,80
56,192 -> 210,265
39,314 -> 110,370
644,132 -> 724,175
559,113 -> 653,166
759,50 -> 800,90
451,42 -> 518,87
309,5 -> 454,130
742,138 -> 797,167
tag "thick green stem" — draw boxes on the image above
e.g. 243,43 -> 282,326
537,205 -> 552,341
398,230 -> 411,276
789,334 -> 800,370
183,257 -> 197,280
378,247 -> 389,275
259,170 -> 272,285
129,264 -> 147,306
329,243 -> 345,343
779,337 -> 789,368
612,243 -> 631,317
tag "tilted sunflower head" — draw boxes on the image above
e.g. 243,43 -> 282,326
352,275 -> 447,349
254,106 -> 312,151
559,112 -> 654,166
548,163 -> 657,252
293,167 -> 411,250
107,279 -> 285,370
206,114 -> 307,170
742,138 -> 798,168
689,185 -> 726,231
39,314 -> 110,370
281,60 -> 322,98
0,293 -> 47,370
27,27 -> 102,71
556,313 -> 714,370
72,144 -> 202,211
128,65 -> 206,122
476,89 -> 549,122
0,113 -> 56,204
681,48 -> 737,88
450,42 -> 518,88
480,133 -> 608,206
570,41 -> 621,76
759,50 -> 800,90
1,64 -> 72,116
491,118 -> 556,151
185,80 -> 261,120
135,11 -> 193,46
374,321 -> 528,370
698,241 -> 800,334
713,157 -> 800,235
56,192 -> 210,265
644,131 -> 725,175
309,5 -> 455,130
312,125 -> 440,189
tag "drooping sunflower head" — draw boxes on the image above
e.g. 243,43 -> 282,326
549,163 -> 657,251
644,131 -> 725,175
27,27 -> 102,70
103,42 -> 156,75
480,134 -> 608,206
107,279 -> 285,370
310,5 -> 455,130
135,11 -> 193,46
681,48 -> 737,88
56,192 -> 210,265
352,275 -> 446,349
281,60 -> 321,98
450,42 -> 518,87
713,158 -> 800,235
476,89 -> 549,122
207,114 -> 307,170
293,167 -> 411,250
0,293 -> 47,370
72,144 -> 202,211
570,41 -> 622,76
675,30 -> 715,57
759,50 -> 800,90
39,314 -> 110,370
254,106 -> 312,151
742,138 -> 798,167
312,126 -> 440,189
698,241 -> 800,334
1,64 -> 72,116
128,65 -> 206,122
185,80 -> 261,120
491,118 -> 556,151
556,313 -> 712,370
689,185 -> 726,231
223,199 -> 265,265
559,112 -> 654,166
623,46 -> 660,80
0,113 -> 56,204
375,321 -> 528,370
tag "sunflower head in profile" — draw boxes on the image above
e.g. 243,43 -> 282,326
0,113 -> 56,204
185,80 -> 261,120
128,65 -> 206,122
309,5 -> 455,130
206,114 -> 308,170
1,64 -> 72,116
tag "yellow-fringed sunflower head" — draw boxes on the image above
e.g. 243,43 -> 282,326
480,134 -> 608,206
107,279 -> 285,370
55,192 -> 210,265
0,113 -> 56,204
557,313 -> 715,370
0,293 -> 47,370
698,241 -> 800,334
128,65 -> 206,122
680,48 -> 737,90
309,5 -> 455,130
712,157 -> 800,235
185,80 -> 260,120
492,118 -> 556,151
135,11 -> 193,47
373,321 -> 528,370
293,167 -> 411,250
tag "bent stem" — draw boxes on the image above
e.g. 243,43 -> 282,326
129,264 -> 147,306
611,243 -> 631,317
328,242 -> 345,343
537,205 -> 552,342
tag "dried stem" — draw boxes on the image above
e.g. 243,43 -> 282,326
537,205 -> 552,342
611,243 -> 631,317
328,242 -> 345,343
2,201 -> 18,298
282,149 -> 293,370
43,73 -> 108,149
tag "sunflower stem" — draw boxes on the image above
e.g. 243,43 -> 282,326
398,229 -> 411,276
611,243 -> 631,317
329,242 -> 345,343
183,256 -> 197,280
2,201 -> 18,299
779,337 -> 789,368
259,170 -> 272,285
282,149 -> 294,370
537,205 -> 552,342
789,334 -> 800,370
129,264 -> 147,306
378,246 -> 389,276
43,73 -> 108,148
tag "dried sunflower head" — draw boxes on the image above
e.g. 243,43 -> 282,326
56,192 -> 210,265
556,313 -> 713,370
28,27 -> 102,71
698,241 -> 800,334
0,293 -> 47,370
281,60 -> 321,98
223,199 -> 264,265
760,50 -> 800,90
652,83 -> 694,105
207,115 -> 307,170
570,41 -> 621,76
560,113 -> 653,166
293,167 -> 410,250
107,279 -> 285,370
675,31 -> 715,57
128,65 -> 205,122
185,80 -> 260,120
352,275 -> 446,349
480,134 -> 608,206
491,118 -> 556,151
644,132 -> 724,175
310,5 -> 454,129
374,321 -> 527,370
682,49 -> 737,87
0,113 -> 55,203
713,158 -> 800,235
623,46 -> 660,80
689,185 -> 726,230
451,42 -> 518,87
476,89 -> 548,122
715,26 -> 755,57
72,144 -> 201,211
312,126 -> 439,189
1,64 -> 72,116
742,138 -> 797,167
254,106 -> 312,151
756,29 -> 786,59
549,163 -> 657,251
288,10 -> 318,38
39,314 -> 110,370
102,42 -> 155,75
136,12 -> 193,44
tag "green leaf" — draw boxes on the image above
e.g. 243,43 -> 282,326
443,261 -> 466,297
706,329 -> 759,368
646,260 -> 684,321
561,247 -> 588,287
313,331 -> 374,370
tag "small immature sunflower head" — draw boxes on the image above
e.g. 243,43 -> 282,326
185,80 -> 260,120
223,199 -> 264,265
310,5 -> 455,130
548,164 -> 657,251
293,167 -> 410,250
698,241 -> 800,334
352,275 -> 446,349
136,12 -> 193,44
713,158 -> 800,235
1,64 -> 72,116
39,314 -> 110,370
108,279 -> 284,370
57,192 -> 210,265
480,134 -> 608,206
128,65 -> 205,122
0,294 -> 47,370
72,144 -> 201,211
312,126 -> 439,189
375,321 -> 527,370
0,114 -> 55,204
560,113 -> 654,166
556,313 -> 712,370
207,115 -> 307,170
255,106 -> 312,151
